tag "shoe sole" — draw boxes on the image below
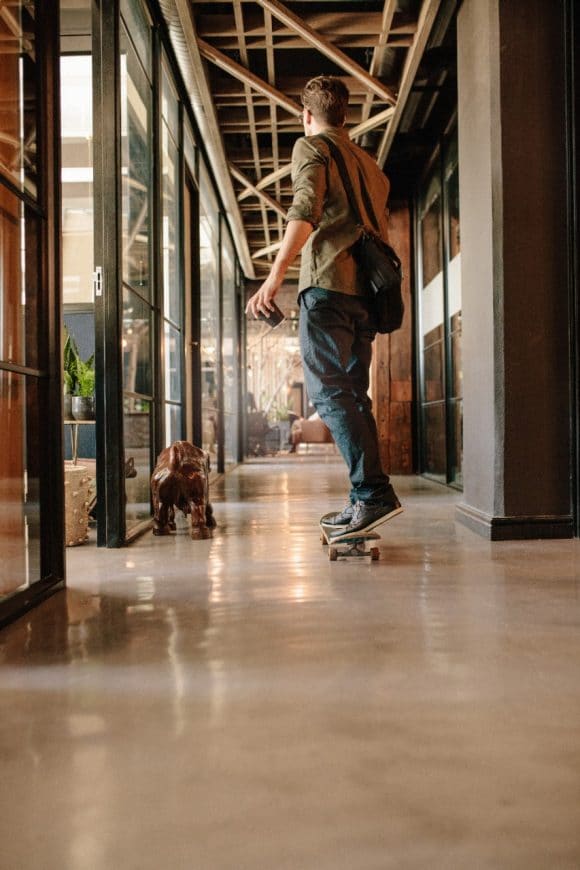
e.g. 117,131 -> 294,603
321,519 -> 351,527
329,506 -> 404,543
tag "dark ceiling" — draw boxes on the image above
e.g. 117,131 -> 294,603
188,0 -> 457,274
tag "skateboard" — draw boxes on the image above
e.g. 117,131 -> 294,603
319,512 -> 381,562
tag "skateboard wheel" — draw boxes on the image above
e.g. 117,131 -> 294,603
370,547 -> 380,561
329,547 -> 338,561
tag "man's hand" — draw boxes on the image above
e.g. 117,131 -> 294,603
244,219 -> 314,319
245,274 -> 281,319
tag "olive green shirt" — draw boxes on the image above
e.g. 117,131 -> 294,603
286,126 -> 391,297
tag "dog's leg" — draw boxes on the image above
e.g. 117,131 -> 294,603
152,486 -> 163,535
203,457 -> 216,529
153,498 -> 172,536
190,499 -> 211,539
205,502 -> 217,529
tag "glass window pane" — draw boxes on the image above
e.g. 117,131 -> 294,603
222,230 -> 238,465
423,341 -> 445,403
161,63 -> 179,134
120,0 -> 151,77
447,162 -> 460,259
450,399 -> 463,487
124,395 -> 152,529
61,55 -> 94,304
162,122 -> 180,324
421,199 -> 442,287
446,133 -> 462,486
245,315 -> 301,455
419,174 -> 444,349
418,135 -> 463,491
165,403 -> 182,447
0,372 -> 41,599
420,171 -> 442,288
199,162 -> 219,457
423,402 -> 446,481
123,288 -> 152,397
164,322 -> 182,401
0,2 -> 37,196
446,134 -> 462,399
0,186 -> 42,370
121,26 -> 152,298
184,121 -> 196,179
450,320 -> 462,399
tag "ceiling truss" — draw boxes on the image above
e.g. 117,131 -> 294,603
189,0 -> 441,278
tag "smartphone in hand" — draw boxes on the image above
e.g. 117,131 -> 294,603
256,301 -> 285,328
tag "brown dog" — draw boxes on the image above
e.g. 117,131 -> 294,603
151,441 -> 216,539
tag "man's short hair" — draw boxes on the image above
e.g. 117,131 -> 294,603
301,76 -> 349,127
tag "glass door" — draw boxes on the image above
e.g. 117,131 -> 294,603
443,134 -> 463,487
120,0 -> 155,532
221,223 -> 239,467
161,62 -> 184,445
199,162 -> 220,463
416,126 -> 463,489
0,0 -> 64,622
183,167 -> 201,448
418,167 -> 446,483
60,0 -> 97,548
93,0 -> 157,544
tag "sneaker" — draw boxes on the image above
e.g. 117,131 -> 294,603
329,497 -> 403,540
320,503 -> 354,527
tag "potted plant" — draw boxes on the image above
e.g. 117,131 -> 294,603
72,354 -> 95,420
63,328 -> 79,420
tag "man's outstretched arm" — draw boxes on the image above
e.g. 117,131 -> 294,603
245,219 -> 314,319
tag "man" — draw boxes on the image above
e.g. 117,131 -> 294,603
246,75 -> 402,538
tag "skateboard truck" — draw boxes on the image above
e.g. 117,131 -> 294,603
319,512 -> 381,562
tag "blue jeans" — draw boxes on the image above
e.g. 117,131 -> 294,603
299,287 -> 392,505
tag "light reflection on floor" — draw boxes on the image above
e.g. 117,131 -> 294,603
0,457 -> 579,868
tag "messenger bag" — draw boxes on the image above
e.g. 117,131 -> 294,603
318,135 -> 404,334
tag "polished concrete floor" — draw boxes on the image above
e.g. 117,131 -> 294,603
1,457 -> 580,869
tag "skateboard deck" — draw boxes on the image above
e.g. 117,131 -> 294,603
319,512 -> 381,561
319,507 -> 403,561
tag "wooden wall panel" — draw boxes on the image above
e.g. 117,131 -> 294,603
371,203 -> 414,474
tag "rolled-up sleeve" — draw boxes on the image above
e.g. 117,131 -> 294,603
286,137 -> 327,227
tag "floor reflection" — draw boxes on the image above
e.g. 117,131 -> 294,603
0,460 -> 579,869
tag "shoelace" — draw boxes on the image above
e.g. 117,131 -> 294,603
350,500 -> 364,523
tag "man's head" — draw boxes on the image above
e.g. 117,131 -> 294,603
301,76 -> 349,133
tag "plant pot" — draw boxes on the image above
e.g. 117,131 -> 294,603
63,393 -> 74,420
72,396 -> 95,421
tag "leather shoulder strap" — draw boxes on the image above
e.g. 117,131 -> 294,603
317,134 -> 367,229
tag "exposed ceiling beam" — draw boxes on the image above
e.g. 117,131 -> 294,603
197,37 -> 302,117
256,0 -> 396,106
229,163 -> 287,219
356,0 -> 397,140
264,7 -> 284,240
212,75 -> 397,99
160,0 -> 255,279
238,106 -> 395,202
197,11 -> 388,38
211,35 -> 413,51
233,0 -> 272,259
352,105 -> 395,137
252,241 -> 283,260
376,0 -> 442,167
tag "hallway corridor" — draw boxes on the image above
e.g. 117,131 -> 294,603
1,458 -> 580,869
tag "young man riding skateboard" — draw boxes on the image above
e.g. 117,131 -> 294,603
246,75 -> 403,539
